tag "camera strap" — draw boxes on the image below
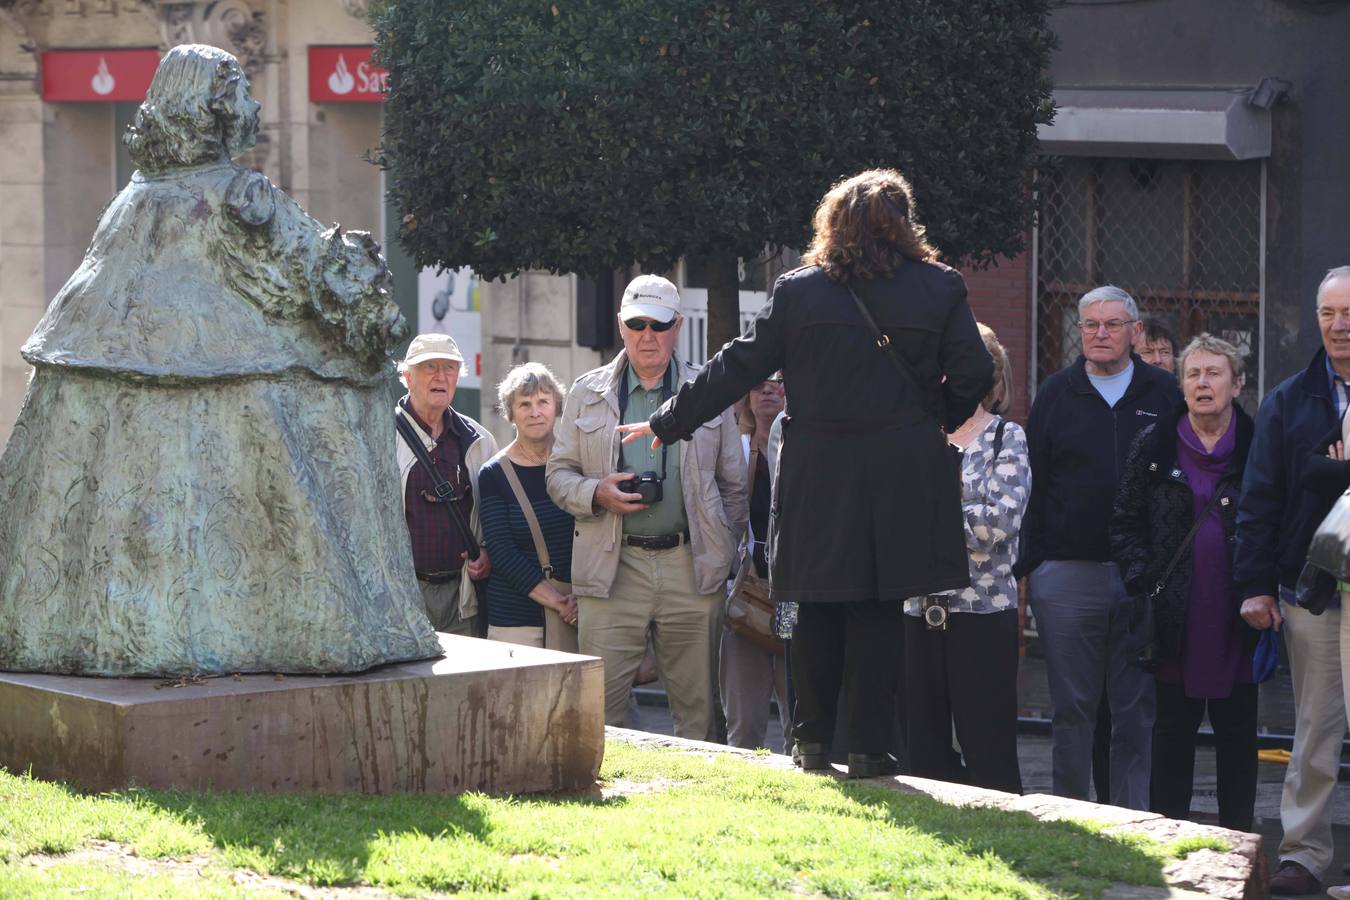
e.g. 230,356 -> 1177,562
617,360 -> 673,482
395,407 -> 482,561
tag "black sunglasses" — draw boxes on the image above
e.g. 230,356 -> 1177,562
623,317 -> 677,332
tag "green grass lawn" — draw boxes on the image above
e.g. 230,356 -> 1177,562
0,743 -> 1209,899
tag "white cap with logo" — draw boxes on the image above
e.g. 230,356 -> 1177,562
619,274 -> 681,324
401,332 -> 465,368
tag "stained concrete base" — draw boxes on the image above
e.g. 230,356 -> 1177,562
0,634 -> 604,795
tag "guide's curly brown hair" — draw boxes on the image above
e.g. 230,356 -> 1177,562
802,169 -> 937,282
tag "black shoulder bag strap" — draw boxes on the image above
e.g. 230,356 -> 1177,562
395,409 -> 482,561
992,417 -> 1009,458
1148,487 -> 1224,599
847,285 -> 940,423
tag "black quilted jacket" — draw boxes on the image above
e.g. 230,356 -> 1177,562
1110,404 -> 1255,663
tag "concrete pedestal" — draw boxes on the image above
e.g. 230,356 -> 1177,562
0,634 -> 604,794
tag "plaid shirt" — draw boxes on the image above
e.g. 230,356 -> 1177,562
401,400 -> 477,576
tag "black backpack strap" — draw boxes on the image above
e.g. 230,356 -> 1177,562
396,409 -> 481,561
992,417 -> 1009,458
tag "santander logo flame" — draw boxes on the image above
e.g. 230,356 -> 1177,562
90,57 -> 115,96
327,54 -> 355,95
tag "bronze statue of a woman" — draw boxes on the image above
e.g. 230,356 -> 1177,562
0,45 -> 441,675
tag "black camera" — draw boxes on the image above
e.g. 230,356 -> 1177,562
619,471 -> 663,504
922,596 -> 949,631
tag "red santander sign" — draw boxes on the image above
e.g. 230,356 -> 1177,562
309,46 -> 388,103
42,49 -> 159,102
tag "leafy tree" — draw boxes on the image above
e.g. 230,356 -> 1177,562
376,1 -> 1055,354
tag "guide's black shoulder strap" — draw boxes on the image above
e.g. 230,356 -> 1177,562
847,284 -> 942,424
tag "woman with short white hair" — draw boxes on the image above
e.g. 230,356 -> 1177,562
1111,334 -> 1258,831
477,363 -> 578,649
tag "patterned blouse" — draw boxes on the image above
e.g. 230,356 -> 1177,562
904,416 -> 1031,616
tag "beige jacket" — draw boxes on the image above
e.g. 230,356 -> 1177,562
547,350 -> 748,598
396,401 -> 500,620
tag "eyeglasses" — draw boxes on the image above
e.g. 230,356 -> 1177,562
623,317 -> 677,332
1078,319 -> 1137,335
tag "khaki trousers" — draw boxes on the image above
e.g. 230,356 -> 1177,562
419,579 -> 478,637
579,543 -> 720,740
1277,599 -> 1346,876
487,625 -> 545,647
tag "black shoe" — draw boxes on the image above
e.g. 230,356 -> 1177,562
792,742 -> 830,770
847,753 -> 900,779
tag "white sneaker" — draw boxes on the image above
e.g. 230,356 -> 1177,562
1326,884 -> 1350,899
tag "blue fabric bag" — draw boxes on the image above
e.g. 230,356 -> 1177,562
1253,628 -> 1279,684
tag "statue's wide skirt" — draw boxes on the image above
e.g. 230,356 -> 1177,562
0,367 -> 440,676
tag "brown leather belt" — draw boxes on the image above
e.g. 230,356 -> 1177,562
416,570 -> 461,585
623,531 -> 690,551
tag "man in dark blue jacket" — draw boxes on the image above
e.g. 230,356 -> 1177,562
1236,266 -> 1350,896
1017,285 -> 1181,810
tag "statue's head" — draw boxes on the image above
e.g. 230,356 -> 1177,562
124,44 -> 262,174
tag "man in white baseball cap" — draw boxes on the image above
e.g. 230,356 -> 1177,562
395,333 -> 498,636
619,273 -> 682,323
547,275 -> 747,740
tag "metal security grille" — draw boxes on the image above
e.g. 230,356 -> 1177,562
1034,157 -> 1265,405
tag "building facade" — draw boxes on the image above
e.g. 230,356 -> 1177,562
3,0 -> 1347,450
0,0 -> 475,448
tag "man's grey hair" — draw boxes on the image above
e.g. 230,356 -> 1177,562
1078,285 -> 1140,321
1177,333 -> 1245,384
1317,266 -> 1350,305
496,361 -> 566,424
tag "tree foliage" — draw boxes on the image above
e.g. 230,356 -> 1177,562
376,0 -> 1055,348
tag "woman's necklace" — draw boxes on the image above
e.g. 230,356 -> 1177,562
513,439 -> 551,467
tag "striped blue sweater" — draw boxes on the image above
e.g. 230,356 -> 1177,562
477,453 -> 575,627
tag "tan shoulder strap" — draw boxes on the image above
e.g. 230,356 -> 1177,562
499,455 -> 553,577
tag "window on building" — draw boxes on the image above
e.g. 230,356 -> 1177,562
1035,157 -> 1264,406
677,249 -> 799,364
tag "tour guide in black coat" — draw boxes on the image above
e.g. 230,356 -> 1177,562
631,169 -> 994,778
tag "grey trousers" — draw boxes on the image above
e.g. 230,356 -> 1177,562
419,578 -> 478,637
1029,559 -> 1155,809
719,625 -> 791,754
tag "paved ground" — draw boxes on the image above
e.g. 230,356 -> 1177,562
629,651 -> 1350,898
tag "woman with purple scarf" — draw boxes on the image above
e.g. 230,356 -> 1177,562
1110,334 -> 1258,831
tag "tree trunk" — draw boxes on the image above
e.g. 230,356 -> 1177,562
704,253 -> 741,362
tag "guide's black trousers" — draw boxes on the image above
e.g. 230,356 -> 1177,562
790,600 -> 903,754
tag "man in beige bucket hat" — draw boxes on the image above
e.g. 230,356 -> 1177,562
396,333 -> 498,636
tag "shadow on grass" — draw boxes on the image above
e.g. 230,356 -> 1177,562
822,777 -> 1169,898
132,785 -> 626,887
